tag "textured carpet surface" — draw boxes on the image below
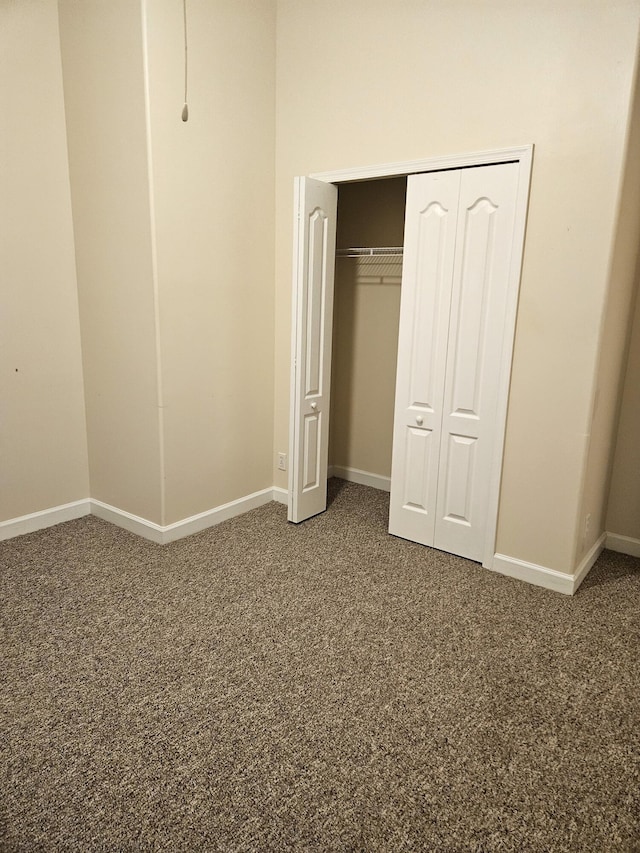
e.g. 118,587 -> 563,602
1,479 -> 639,852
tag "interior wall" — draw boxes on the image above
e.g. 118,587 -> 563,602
606,276 -> 640,541
0,0 -> 89,522
144,0 -> 276,524
59,0 -> 163,524
274,0 -> 640,574
59,0 -> 276,528
330,178 -> 406,479
578,42 -> 640,560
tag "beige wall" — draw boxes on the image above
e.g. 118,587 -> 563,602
5,0 -> 639,569
144,0 -> 276,524
579,45 -> 640,559
0,0 -> 88,522
59,0 -> 163,523
607,278 -> 640,540
274,0 -> 640,573
330,178 -> 406,478
59,0 -> 276,526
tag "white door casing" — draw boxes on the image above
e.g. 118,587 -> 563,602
288,177 -> 338,523
389,162 -> 520,562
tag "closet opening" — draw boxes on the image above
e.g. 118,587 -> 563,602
288,147 -> 533,569
329,177 -> 407,499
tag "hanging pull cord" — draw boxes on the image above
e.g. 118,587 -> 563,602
181,0 -> 189,121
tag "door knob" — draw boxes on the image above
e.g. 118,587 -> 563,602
415,415 -> 423,425
310,402 -> 317,410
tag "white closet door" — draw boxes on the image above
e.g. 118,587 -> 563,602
434,162 -> 519,560
388,170 -> 461,545
288,177 -> 338,523
389,162 -> 519,562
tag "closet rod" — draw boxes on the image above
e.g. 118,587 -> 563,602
336,246 -> 404,258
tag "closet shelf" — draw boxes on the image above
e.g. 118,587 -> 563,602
336,246 -> 403,258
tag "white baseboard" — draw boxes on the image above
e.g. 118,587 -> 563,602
1,488 -> 286,545
329,465 -> 391,493
491,553 -> 576,595
272,486 -> 288,505
605,532 -> 640,558
492,532 -> 606,595
90,500 -> 166,544
4,490 -> 626,601
0,499 -> 91,542
573,532 -> 607,591
91,487 -> 280,544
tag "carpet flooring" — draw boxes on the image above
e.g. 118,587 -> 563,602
1,479 -> 639,852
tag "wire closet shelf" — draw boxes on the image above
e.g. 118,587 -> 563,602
336,246 -> 404,258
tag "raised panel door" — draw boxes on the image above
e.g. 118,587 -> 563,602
434,162 -> 519,560
288,177 -> 338,523
388,171 -> 460,545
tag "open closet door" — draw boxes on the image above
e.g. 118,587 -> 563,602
288,177 -> 338,523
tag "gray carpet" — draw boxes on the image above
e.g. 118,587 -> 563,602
1,479 -> 639,852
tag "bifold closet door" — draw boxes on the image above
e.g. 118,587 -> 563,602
389,162 -> 519,562
288,177 -> 338,524
387,170 -> 461,547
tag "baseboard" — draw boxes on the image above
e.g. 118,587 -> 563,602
160,488 -> 278,544
90,500 -> 166,544
572,532 -> 607,592
272,486 -> 288,505
4,491 -> 622,599
0,499 -> 91,542
0,488 -> 287,545
491,553 -> 576,595
605,532 -> 640,558
491,532 -> 606,595
91,487 -> 280,544
329,465 -> 391,492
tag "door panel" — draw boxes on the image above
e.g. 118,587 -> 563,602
441,433 -> 477,524
434,162 -> 519,560
409,200 -> 456,410
388,171 -> 460,545
304,208 -> 328,397
448,198 -> 498,417
288,177 -> 338,523
402,426 -> 436,512
302,412 -> 320,490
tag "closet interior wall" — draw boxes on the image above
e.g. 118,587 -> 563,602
329,177 -> 407,484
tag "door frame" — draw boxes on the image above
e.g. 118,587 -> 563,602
292,144 -> 533,569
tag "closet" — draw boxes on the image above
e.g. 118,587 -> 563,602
288,152 -> 528,567
330,177 -> 407,490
